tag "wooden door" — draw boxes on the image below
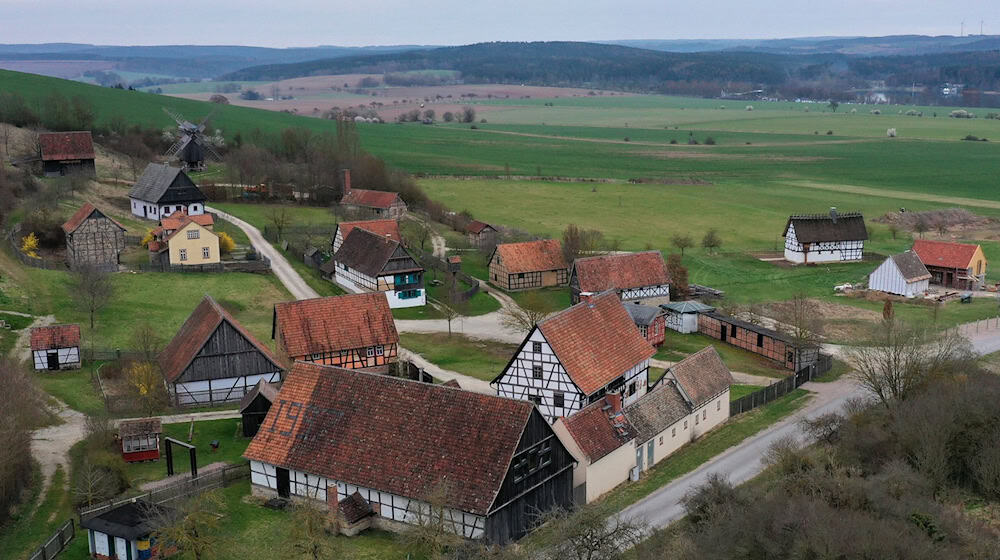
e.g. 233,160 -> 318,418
47,351 -> 59,370
276,467 -> 290,498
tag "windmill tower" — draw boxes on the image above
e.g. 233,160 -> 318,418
162,108 -> 223,170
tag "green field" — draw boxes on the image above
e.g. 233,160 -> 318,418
124,418 -> 247,486
399,333 -> 517,381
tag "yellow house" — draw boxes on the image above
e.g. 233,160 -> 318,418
165,220 -> 220,266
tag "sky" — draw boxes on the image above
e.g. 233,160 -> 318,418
0,0 -> 997,47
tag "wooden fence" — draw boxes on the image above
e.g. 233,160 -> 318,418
7,224 -> 67,271
410,247 -> 481,303
26,519 -> 74,560
729,353 -> 832,416
135,256 -> 270,274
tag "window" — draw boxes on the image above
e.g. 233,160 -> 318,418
532,341 -> 542,353
730,324 -> 736,337
786,351 -> 794,363
671,427 -> 676,437
639,325 -> 648,338
757,333 -> 764,347
695,414 -> 699,425
717,400 -> 721,411
517,273 -> 525,279
628,382 -> 636,396
311,353 -> 322,361
659,436 -> 664,445
375,345 -> 384,356
529,394 -> 542,407
179,248 -> 187,261
532,364 -> 543,379
703,410 -> 707,420
366,347 -> 375,357
553,392 -> 564,408
202,246 -> 210,259
684,420 -> 688,430
187,229 -> 200,240
538,441 -> 552,468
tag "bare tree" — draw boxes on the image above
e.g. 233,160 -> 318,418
267,206 -> 293,241
887,223 -> 899,240
152,490 -> 226,560
536,505 -> 647,560
701,229 -> 722,254
913,218 -> 929,239
130,321 -> 164,361
438,299 -> 464,337
775,293 -> 824,350
70,265 -> 114,330
287,500 -> 337,560
499,293 -> 549,335
0,358 -> 44,524
562,224 -> 605,264
74,461 -> 114,507
671,234 -> 694,256
398,482 -> 464,560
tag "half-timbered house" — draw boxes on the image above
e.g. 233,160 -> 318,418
330,218 -> 400,253
62,203 -> 126,272
868,250 -> 931,297
159,296 -> 283,406
782,208 -> 867,264
240,380 -> 279,437
128,163 -> 206,221
339,171 -> 407,218
323,228 -> 425,308
466,220 -> 499,249
912,239 -> 988,290
244,362 -> 575,543
272,292 -> 399,372
118,418 -> 162,463
661,300 -> 715,334
698,312 -> 818,371
492,291 -> 656,422
624,302 -> 666,347
38,131 -> 96,177
30,324 -> 81,371
488,239 -> 568,291
569,251 -> 670,304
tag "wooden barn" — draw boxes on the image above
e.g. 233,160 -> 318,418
339,171 -> 407,218
488,239 -> 568,291
118,418 -> 162,463
80,500 -> 173,560
868,250 -> 931,297
62,203 -> 126,272
38,131 -> 96,177
493,291 -> 656,422
911,239 -> 988,290
244,362 -> 575,544
272,293 -> 399,372
782,208 -> 867,264
30,324 -> 81,371
661,300 -> 715,334
466,220 -> 499,249
624,302 -> 666,347
128,163 -> 206,221
569,251 -> 670,304
159,296 -> 284,406
330,218 -> 400,253
698,312 -> 818,371
239,380 -> 279,438
323,228 -> 425,308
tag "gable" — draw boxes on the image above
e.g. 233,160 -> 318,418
176,321 -> 281,383
572,252 -> 670,293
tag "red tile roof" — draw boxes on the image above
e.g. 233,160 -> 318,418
158,296 -> 282,383
341,189 -> 403,209
561,394 -> 635,462
667,346 -> 733,408
30,324 -> 80,351
336,219 -> 400,244
912,239 -> 981,270
161,210 -> 214,231
537,291 -> 655,395
61,203 -> 126,234
243,362 -> 534,515
573,251 -> 669,293
493,239 -> 567,274
466,220 -> 494,234
38,131 -> 95,161
273,293 -> 398,359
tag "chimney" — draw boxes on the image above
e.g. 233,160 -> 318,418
341,169 -> 351,195
829,207 -> 838,223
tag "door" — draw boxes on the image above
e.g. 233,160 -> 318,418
276,467 -> 290,498
47,351 -> 59,370
719,325 -> 727,343
647,440 -> 655,467
635,447 -> 644,471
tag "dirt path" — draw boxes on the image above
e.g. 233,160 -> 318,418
30,398 -> 87,499
13,314 -> 55,363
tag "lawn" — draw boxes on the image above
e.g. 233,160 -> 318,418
729,384 -> 760,401
657,332 -> 792,379
210,202 -> 336,231
123,418 -> 249,486
399,332 -> 518,382
509,287 -> 572,315
35,366 -> 105,416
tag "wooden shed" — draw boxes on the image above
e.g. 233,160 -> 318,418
698,312 -> 818,372
38,131 -> 96,177
868,250 -> 931,297
30,324 -> 81,371
118,418 -> 162,463
239,380 -> 279,437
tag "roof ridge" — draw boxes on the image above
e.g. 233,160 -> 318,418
789,211 -> 863,220
538,289 -> 616,326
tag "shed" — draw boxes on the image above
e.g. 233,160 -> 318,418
239,380 -> 279,437
911,239 -> 988,290
81,500 -> 173,560
30,324 -> 81,371
660,301 -> 715,334
466,220 -> 499,248
624,302 -> 666,347
38,131 -> 96,177
868,250 -> 931,297
118,418 -> 162,463
62,203 -> 127,272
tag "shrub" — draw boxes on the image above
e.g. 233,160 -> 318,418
950,109 -> 975,119
20,232 -> 39,257
745,105 -> 753,111
687,138 -> 699,145
704,137 -> 716,145
624,137 -> 630,142
670,139 -> 678,144
217,231 -> 236,255
442,111 -> 454,122
826,130 -> 834,135
871,109 -> 881,115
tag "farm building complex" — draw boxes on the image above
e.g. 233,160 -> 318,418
868,250 -> 931,297
911,239 -> 988,290
569,251 -> 670,304
38,131 -> 95,177
324,228 -> 425,308
782,209 -> 867,263
30,324 -> 81,371
62,203 -> 126,272
339,171 -> 408,218
331,218 -> 400,253
698,312 -> 818,371
128,163 -> 206,221
488,239 -> 568,291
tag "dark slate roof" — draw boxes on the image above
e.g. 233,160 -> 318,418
890,250 -> 932,282
128,163 -> 205,205
624,380 -> 691,444
244,362 -> 535,515
119,418 -> 162,438
624,302 -> 662,326
80,500 -> 170,541
666,347 -> 733,408
661,301 -> 715,314
39,131 -> 94,161
339,491 -> 375,524
332,227 -> 421,278
239,380 -> 280,412
561,394 -> 635,463
782,212 -> 868,243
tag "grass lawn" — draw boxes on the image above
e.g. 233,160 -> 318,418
211,202 -> 335,231
399,333 -> 518,382
34,366 -> 105,416
598,388 -> 812,512
123,418 -> 249,486
729,384 -> 760,401
814,358 -> 853,383
0,310 -> 33,357
0,464 -> 75,560
657,332 -> 791,379
509,287 -> 572,315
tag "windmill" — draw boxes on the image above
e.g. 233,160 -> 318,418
162,107 -> 222,170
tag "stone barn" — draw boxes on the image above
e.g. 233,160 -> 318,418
62,203 -> 126,272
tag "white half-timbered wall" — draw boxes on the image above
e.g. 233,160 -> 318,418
784,223 -> 864,263
32,346 -> 80,370
494,328 -> 649,422
868,257 -> 929,297
250,461 -> 485,538
129,198 -> 204,221
172,371 -> 281,406
335,264 -> 425,309
620,284 -> 671,301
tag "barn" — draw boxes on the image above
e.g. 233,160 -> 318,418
324,228 -> 425,308
38,131 -> 96,177
128,163 -> 206,221
62,203 -> 126,272
30,324 -> 81,371
488,239 -> 568,291
339,171 -> 407,218
569,251 -> 670,304
911,239 -> 988,290
159,296 -> 283,406
782,208 -> 867,264
868,250 -> 931,297
244,362 -> 575,544
466,220 -> 499,249
698,312 -> 818,371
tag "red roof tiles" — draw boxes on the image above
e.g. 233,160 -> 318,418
912,239 -> 981,270
161,210 -> 214,231
273,293 -> 399,359
573,251 -> 669,293
30,324 -> 80,351
538,291 -> 655,395
38,131 -> 95,161
667,346 -> 733,408
493,239 -> 566,274
243,362 -> 534,515
561,394 -> 635,462
336,219 -> 400,244
466,220 -> 494,235
61,203 -> 126,234
341,189 -> 403,210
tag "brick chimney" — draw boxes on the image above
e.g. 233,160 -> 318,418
341,169 -> 351,196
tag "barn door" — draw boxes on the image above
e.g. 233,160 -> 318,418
276,468 -> 290,498
47,351 -> 59,370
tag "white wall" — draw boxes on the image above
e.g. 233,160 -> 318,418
172,371 -> 281,405
385,287 -> 425,308
665,312 -> 699,334
335,268 -> 425,308
129,198 -> 203,220
32,347 -> 80,370
784,223 -> 864,263
869,257 -> 928,297
690,389 -> 730,439
584,442 -> 637,503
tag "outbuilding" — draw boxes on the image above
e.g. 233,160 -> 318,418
81,500 -> 173,560
488,239 -> 568,291
660,300 -> 715,334
339,171 -> 407,218
239,380 -> 279,438
698,312 -> 818,371
118,418 -> 162,463
38,131 -> 96,177
30,324 -> 81,371
624,302 -> 666,347
912,239 -> 988,290
62,203 -> 127,272
128,163 -> 206,221
868,250 -> 930,297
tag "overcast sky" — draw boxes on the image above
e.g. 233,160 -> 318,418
0,0 -> 997,47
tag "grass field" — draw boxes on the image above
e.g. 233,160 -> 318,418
0,465 -> 74,560
124,418 -> 248,486
657,332 -> 793,379
35,367 -> 105,416
399,332 -> 517,381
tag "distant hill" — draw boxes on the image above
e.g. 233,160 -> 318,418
604,35 -> 1000,56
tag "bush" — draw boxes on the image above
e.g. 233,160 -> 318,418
704,137 -> 716,145
949,110 -> 976,119
871,109 -> 881,115
217,231 -> 236,255
962,134 -> 988,142
442,111 -> 454,122
623,137 -> 630,142
827,130 -> 834,135
670,139 -> 678,144
19,232 -> 39,257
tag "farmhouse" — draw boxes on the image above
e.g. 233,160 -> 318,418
911,239 -> 988,290
650,346 -> 732,440
466,220 -> 499,249
331,218 -> 400,253
782,208 -> 867,263
80,500 -> 173,560
661,300 -> 715,334
38,131 -> 95,177
244,362 -> 575,544
323,228 -> 425,308
30,324 -> 81,371
488,239 -> 568,291
149,216 -> 220,267
868,250 -> 931,297
62,203 -> 126,272
339,171 -> 407,218
569,251 -> 670,304
240,380 -> 279,438
492,291 -> 656,422
128,163 -> 206,221
698,312 -> 818,371
624,302 -> 666,347
118,418 -> 162,463
272,292 -> 399,371
159,295 -> 283,406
